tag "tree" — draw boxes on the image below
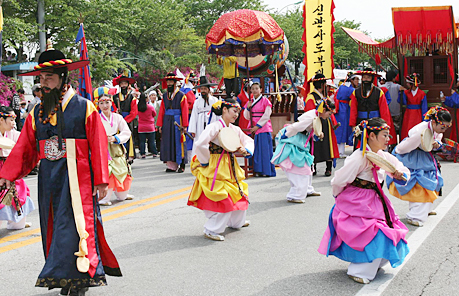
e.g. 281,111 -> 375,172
184,0 -> 265,36
333,20 -> 372,69
272,8 -> 303,76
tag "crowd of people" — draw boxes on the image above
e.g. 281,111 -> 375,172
0,46 -> 458,295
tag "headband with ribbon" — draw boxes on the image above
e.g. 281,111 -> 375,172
316,99 -> 332,113
424,106 -> 451,127
359,120 -> 390,156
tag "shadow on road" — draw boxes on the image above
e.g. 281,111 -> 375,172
112,235 -> 217,259
251,269 -> 362,296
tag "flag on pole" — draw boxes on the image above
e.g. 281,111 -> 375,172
302,0 -> 335,95
75,23 -> 93,101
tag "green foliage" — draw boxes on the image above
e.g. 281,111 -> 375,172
272,8 -> 303,75
2,0 -> 389,87
185,0 -> 265,36
333,20 -> 372,69
89,48 -> 137,86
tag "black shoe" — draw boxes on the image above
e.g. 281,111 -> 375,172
325,170 -> 331,177
127,160 -> 134,165
165,168 -> 176,173
176,167 -> 185,173
69,287 -> 88,296
60,287 -> 70,295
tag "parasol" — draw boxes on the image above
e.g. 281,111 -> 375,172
205,9 -> 284,129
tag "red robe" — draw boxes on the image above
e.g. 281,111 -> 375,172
400,89 -> 428,141
0,94 -> 121,288
349,87 -> 397,145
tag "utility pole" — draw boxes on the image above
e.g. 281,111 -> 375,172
37,0 -> 45,53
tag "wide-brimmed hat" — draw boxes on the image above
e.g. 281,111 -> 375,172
160,72 -> 183,89
194,76 -> 217,89
112,74 -> 135,86
355,67 -> 382,77
309,73 -> 331,83
19,49 -> 89,76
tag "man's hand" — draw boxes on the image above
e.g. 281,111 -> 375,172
393,170 -> 405,180
452,89 -> 456,95
158,126 -> 162,133
319,132 -> 324,139
93,184 -> 108,200
247,100 -> 252,108
433,141 -> 440,150
191,133 -> 196,138
250,126 -> 259,134
0,178 -> 11,189
400,86 -> 407,91
108,135 -> 116,143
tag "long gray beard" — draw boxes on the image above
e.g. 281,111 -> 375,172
41,88 -> 61,116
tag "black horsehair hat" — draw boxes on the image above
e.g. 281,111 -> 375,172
19,49 -> 89,76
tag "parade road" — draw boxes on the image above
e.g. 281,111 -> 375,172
1,149 -> 458,296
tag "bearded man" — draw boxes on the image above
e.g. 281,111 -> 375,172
0,49 -> 121,296
349,68 -> 397,146
156,73 -> 189,173
112,75 -> 138,161
188,76 -> 219,156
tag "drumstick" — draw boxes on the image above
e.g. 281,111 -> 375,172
174,121 -> 195,140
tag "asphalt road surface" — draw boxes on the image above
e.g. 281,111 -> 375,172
1,148 -> 458,296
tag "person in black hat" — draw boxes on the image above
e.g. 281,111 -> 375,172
304,73 -> 339,177
156,72 -> 189,173
0,49 -> 121,296
112,74 -> 138,162
188,76 -> 219,155
349,68 -> 397,147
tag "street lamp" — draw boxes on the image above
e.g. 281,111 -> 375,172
278,1 -> 303,14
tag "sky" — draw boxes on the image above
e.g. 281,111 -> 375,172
264,0 -> 459,40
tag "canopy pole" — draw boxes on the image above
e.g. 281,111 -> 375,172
244,43 -> 254,131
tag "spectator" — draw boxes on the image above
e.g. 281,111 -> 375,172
27,83 -> 42,113
137,92 -> 158,158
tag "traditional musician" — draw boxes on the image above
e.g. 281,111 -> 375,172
271,103 -> 332,203
349,68 -> 396,146
318,117 -> 410,284
440,76 -> 459,142
0,106 -> 34,230
304,74 -> 339,176
188,76 -> 219,156
388,107 -> 451,227
157,72 -> 189,173
399,73 -> 428,141
188,98 -> 253,241
243,82 -> 276,177
335,72 -> 359,157
0,49 -> 121,296
112,74 -> 138,162
94,88 -> 133,207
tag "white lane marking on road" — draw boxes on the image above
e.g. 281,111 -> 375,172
356,183 -> 459,296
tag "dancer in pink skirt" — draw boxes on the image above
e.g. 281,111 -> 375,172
318,117 -> 410,284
